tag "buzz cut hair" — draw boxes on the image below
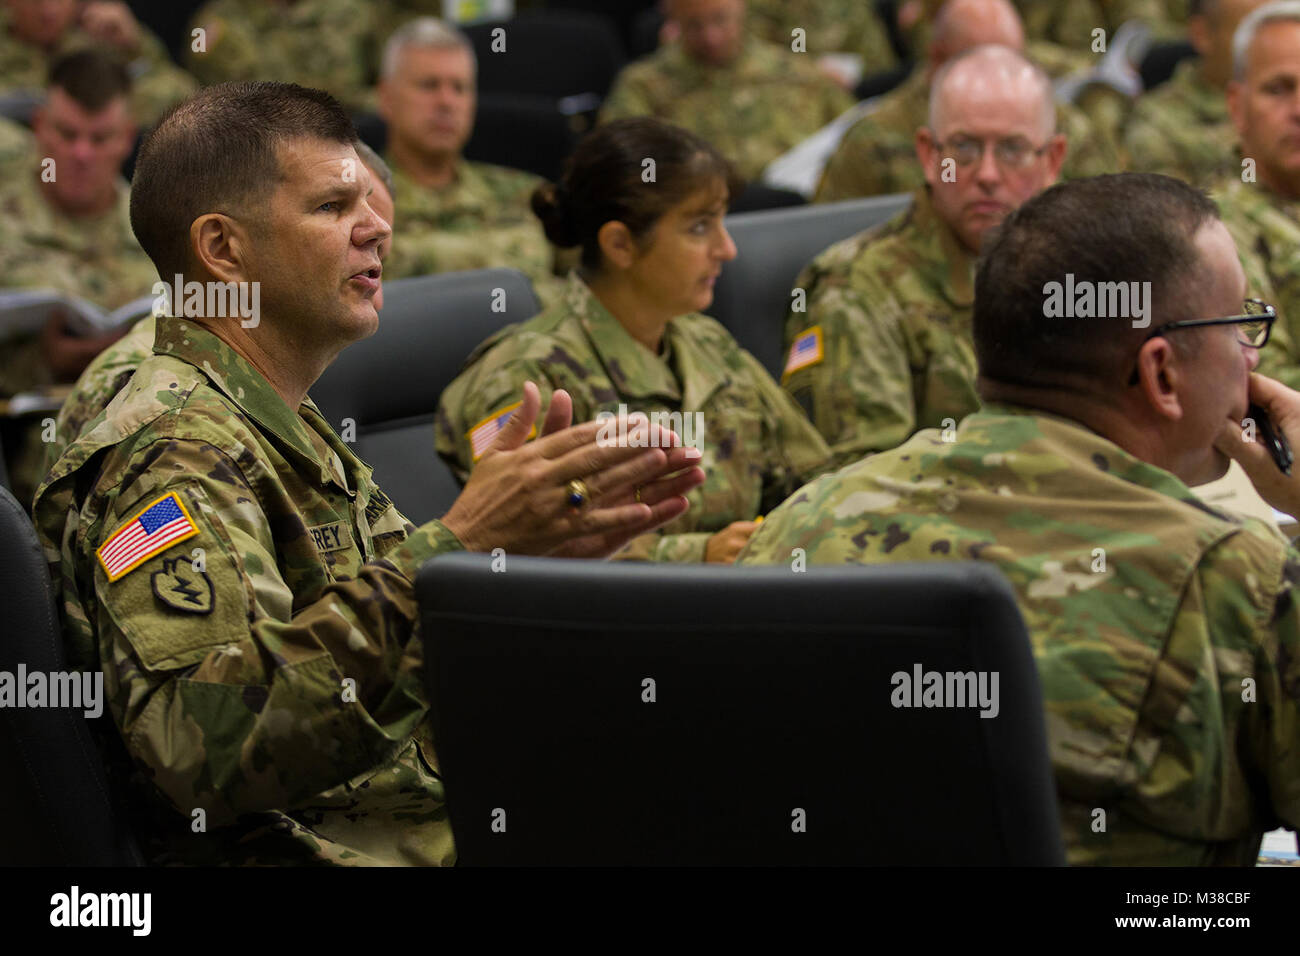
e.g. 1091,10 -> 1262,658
129,82 -> 357,280
381,17 -> 477,80
1233,1 -> 1300,81
47,49 -> 132,113
928,44 -> 1057,137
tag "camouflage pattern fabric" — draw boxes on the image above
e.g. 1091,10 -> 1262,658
1213,176 -> 1300,390
782,189 -> 979,468
745,0 -> 899,72
814,65 -> 1122,202
599,37 -> 855,182
40,312 -> 157,480
1015,0 -> 1181,50
185,0 -> 380,111
738,404 -> 1300,866
436,271 -> 831,562
383,158 -> 560,303
0,115 -> 34,171
0,8 -> 196,125
1123,59 -> 1236,188
32,315 -> 465,866
0,162 -> 158,396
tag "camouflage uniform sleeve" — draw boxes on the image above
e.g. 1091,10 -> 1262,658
781,274 -> 917,467
74,439 -> 464,826
736,347 -> 832,498
1241,551 -> 1300,832
435,352 -> 556,486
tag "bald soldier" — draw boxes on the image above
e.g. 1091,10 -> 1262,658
599,0 -> 855,182
1215,1 -> 1300,388
742,173 -> 1300,866
376,18 -> 559,302
0,0 -> 195,124
784,46 -> 1066,467
1124,0 -> 1267,187
32,82 -> 704,866
815,0 -> 1121,202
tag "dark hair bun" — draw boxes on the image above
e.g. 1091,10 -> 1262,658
531,182 -> 580,248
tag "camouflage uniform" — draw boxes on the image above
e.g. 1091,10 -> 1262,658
41,313 -> 158,479
745,0 -> 899,73
32,315 -> 465,866
185,0 -> 380,111
738,404 -> 1300,866
384,159 -> 560,303
436,272 -> 831,562
0,162 -> 158,396
1123,60 -> 1236,188
0,8 -> 196,125
814,66 -> 1122,202
599,38 -> 855,182
782,189 -> 979,468
1214,176 -> 1300,389
1015,0 -> 1179,50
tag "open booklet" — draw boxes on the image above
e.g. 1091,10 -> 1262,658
0,288 -> 157,339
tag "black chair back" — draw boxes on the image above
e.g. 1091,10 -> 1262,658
418,554 -> 1065,865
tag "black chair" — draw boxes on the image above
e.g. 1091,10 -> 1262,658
463,11 -> 627,102
418,554 -> 1065,865
545,0 -> 660,57
309,268 -> 542,525
128,0 -> 210,66
0,485 -> 142,865
464,93 -> 579,182
1139,40 -> 1197,92
707,193 -> 914,378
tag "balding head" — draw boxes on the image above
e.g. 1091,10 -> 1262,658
916,45 -> 1065,253
930,0 -> 1024,69
930,45 -> 1055,138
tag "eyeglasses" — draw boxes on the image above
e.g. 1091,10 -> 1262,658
1126,298 -> 1276,386
931,133 -> 1052,171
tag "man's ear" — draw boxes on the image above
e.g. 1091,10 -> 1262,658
596,220 -> 637,271
1134,335 -> 1185,422
1227,80 -> 1246,137
1043,132 -> 1068,183
915,126 -> 940,188
190,213 -> 251,285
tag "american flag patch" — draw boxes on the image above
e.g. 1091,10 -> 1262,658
97,492 -> 200,582
783,326 -> 824,378
468,401 -> 536,462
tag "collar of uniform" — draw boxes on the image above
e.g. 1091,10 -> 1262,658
151,315 -> 337,485
1173,58 -> 1229,124
660,34 -> 761,85
1227,171 -> 1300,225
14,159 -> 133,252
909,188 -> 975,308
563,272 -> 681,402
389,156 -> 489,220
973,401 -> 1238,522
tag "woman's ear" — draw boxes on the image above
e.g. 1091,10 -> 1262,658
596,220 -> 638,272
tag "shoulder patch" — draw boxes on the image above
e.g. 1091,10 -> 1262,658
151,557 -> 214,614
783,326 -> 824,379
467,401 -> 536,462
97,492 -> 200,582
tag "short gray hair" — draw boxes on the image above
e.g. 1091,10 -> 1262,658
381,17 -> 476,80
1233,1 -> 1300,81
928,44 -> 1056,137
353,140 -> 393,195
